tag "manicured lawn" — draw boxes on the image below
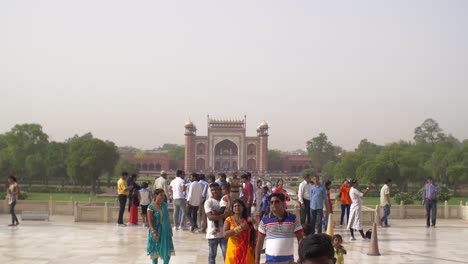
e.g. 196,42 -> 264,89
26,192 -> 117,202
362,197 -> 467,206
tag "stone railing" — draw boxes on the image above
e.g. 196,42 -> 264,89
1,198 -> 75,215
460,202 -> 468,221
2,198 -> 467,223
374,200 -> 468,220
288,201 -> 376,225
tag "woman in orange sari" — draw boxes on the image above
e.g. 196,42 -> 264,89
223,199 -> 255,264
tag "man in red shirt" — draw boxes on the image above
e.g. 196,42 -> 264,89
241,173 -> 254,217
340,179 -> 352,226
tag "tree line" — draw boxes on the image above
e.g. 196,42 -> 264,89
0,124 -> 119,194
307,118 -> 468,195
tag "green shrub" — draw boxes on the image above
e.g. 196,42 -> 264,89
19,191 -> 28,200
394,192 -> 415,205
438,185 -> 452,202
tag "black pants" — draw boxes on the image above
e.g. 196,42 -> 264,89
10,200 -> 19,225
246,205 -> 252,217
188,205 -> 199,230
118,194 -> 127,224
300,199 -> 311,224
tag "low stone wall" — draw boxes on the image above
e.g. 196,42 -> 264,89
74,202 -> 174,223
1,199 -> 75,215
287,202 -> 376,226
3,198 -> 467,223
461,202 -> 468,221
374,201 -> 467,220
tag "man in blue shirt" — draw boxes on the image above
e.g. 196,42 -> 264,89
422,176 -> 438,228
309,175 -> 331,234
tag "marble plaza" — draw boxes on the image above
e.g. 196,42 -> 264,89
0,215 -> 467,264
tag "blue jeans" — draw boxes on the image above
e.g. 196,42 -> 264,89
173,199 -> 186,227
10,200 -> 19,225
310,208 -> 323,234
340,204 -> 350,225
208,238 -> 227,264
425,200 -> 437,226
323,211 -> 329,231
380,205 -> 391,225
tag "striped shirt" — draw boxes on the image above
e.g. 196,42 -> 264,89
423,183 -> 438,201
258,212 -> 303,262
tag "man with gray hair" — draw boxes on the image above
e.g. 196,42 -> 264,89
154,170 -> 169,202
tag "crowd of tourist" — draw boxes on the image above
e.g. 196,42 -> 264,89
0,163 -> 441,264
112,169 -> 440,264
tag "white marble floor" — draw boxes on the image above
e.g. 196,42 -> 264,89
0,214 -> 467,264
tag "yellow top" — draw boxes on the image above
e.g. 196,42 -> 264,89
117,178 -> 129,195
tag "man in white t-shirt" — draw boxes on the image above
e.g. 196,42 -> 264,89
187,173 -> 203,232
380,179 -> 392,227
204,182 -> 229,264
169,169 -> 186,230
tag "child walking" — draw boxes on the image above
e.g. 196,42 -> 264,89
333,234 -> 347,264
139,182 -> 152,227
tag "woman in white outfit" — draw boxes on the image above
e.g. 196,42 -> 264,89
347,179 -> 371,241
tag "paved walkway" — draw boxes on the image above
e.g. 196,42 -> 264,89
0,215 -> 467,264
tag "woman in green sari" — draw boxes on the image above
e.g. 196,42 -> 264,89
147,189 -> 175,264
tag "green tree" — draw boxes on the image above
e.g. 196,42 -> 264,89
4,124 -> 49,183
356,139 -> 381,156
322,160 -> 336,180
25,153 -> 47,184
334,152 -> 368,181
300,168 -> 316,178
46,141 -> 69,184
159,143 -> 185,160
115,157 -> 139,176
0,134 -> 13,178
429,141 -> 456,184
444,142 -> 468,195
268,149 -> 283,161
306,133 -> 336,171
414,118 -> 447,145
67,134 -> 119,195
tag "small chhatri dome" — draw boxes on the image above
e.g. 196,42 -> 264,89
258,121 -> 269,129
184,120 -> 195,127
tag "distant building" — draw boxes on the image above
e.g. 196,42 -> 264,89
184,116 -> 269,175
268,153 -> 313,174
119,117 -> 313,176
121,151 -> 170,172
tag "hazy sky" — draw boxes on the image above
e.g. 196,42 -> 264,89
1,1 -> 467,151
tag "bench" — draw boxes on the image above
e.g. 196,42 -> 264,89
21,210 -> 50,221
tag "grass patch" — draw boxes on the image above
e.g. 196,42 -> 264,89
26,192 -> 116,202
